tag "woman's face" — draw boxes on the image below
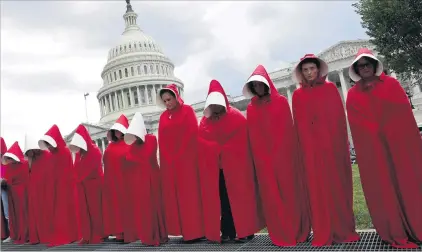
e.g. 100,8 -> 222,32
161,92 -> 178,111
356,57 -> 375,79
301,62 -> 319,82
115,130 -> 123,139
251,81 -> 267,96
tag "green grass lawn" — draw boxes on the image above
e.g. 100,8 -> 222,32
259,164 -> 372,233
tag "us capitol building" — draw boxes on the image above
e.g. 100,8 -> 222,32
65,1 -> 422,152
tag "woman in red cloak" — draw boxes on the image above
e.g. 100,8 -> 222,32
39,124 -> 79,246
1,137 -> 10,241
198,79 -> 264,243
292,54 -> 360,247
243,65 -> 310,246
122,112 -> 168,245
69,124 -> 104,244
2,141 -> 29,244
157,84 -> 204,242
102,115 -> 130,241
24,134 -> 52,244
346,48 -> 422,249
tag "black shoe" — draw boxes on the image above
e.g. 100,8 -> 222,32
184,237 -> 206,244
221,235 -> 235,243
235,234 -> 255,243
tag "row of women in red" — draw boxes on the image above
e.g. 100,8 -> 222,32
241,48 -> 421,249
1,125 -> 81,246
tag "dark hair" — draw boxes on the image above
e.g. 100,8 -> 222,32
353,56 -> 378,75
160,89 -> 176,99
299,58 -> 320,71
110,130 -> 123,142
247,82 -> 270,96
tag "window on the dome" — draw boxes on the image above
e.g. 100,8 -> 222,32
124,45 -> 127,51
125,68 -> 128,77
156,65 -> 159,74
137,66 -> 141,75
114,72 -> 117,80
150,65 -> 154,74
140,87 -> 146,104
119,70 -> 122,79
134,43 -> 136,49
109,73 -> 112,83
126,90 -> 131,106
144,65 -> 148,74
131,67 -> 134,76
161,65 -> 164,74
129,44 -> 131,49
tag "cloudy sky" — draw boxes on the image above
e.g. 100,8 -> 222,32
0,0 -> 367,147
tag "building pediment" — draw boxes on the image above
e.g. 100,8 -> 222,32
318,39 -> 375,64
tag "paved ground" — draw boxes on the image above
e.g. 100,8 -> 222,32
1,231 -> 421,251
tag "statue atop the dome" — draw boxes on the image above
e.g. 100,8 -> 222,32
125,0 -> 133,13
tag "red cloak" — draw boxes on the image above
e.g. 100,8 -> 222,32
102,140 -> 128,238
28,150 -> 52,244
198,80 -> 264,242
244,65 -> 310,246
71,124 -> 104,244
346,74 -> 422,247
123,134 -> 168,245
1,137 -> 9,240
39,125 -> 79,245
1,199 -> 8,240
158,84 -> 204,240
3,142 -> 29,244
292,79 -> 359,246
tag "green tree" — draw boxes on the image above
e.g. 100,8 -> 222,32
353,0 -> 422,87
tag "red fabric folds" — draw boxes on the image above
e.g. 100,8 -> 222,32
292,80 -> 359,246
41,125 -> 79,245
158,84 -> 204,240
1,199 -> 8,240
4,161 -> 29,244
198,80 -> 264,242
246,65 -> 310,246
28,150 -> 52,244
73,125 -> 104,244
123,135 -> 168,245
102,140 -> 128,239
346,74 -> 422,248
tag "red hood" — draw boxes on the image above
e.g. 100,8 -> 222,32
2,141 -> 25,163
70,124 -> 96,153
0,137 -> 7,156
243,64 -> 278,98
39,124 -> 66,150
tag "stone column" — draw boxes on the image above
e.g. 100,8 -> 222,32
286,86 -> 293,107
143,85 -> 148,105
136,86 -> 141,105
99,99 -> 104,116
104,97 -> 109,113
101,138 -> 106,154
107,93 -> 111,112
129,87 -> 134,106
337,69 -> 349,103
121,90 -> 126,108
152,84 -> 157,104
114,91 -> 119,110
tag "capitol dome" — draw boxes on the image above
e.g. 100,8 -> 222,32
97,0 -> 184,124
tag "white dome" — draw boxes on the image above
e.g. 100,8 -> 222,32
97,1 -> 184,125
